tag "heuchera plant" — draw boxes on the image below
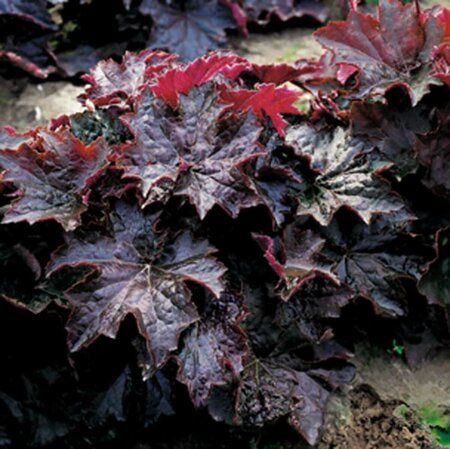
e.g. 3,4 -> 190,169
0,0 -> 329,78
0,1 -> 449,447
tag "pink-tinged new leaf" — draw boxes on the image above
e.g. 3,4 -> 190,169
250,63 -> 306,85
0,130 -> 110,231
152,53 -> 249,109
219,83 -> 301,136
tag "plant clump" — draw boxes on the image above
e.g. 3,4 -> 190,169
0,0 -> 449,447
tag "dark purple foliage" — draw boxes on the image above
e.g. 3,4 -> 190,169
0,2 -> 449,447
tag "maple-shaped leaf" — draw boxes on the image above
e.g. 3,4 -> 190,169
416,105 -> 450,199
140,0 -> 235,61
350,101 -> 431,177
118,85 -> 265,218
419,226 -> 450,326
80,50 -> 176,107
314,0 -> 444,104
285,124 -> 412,225
252,160 -> 302,227
243,0 -> 328,24
254,224 -> 338,300
152,52 -> 249,108
0,127 -> 33,150
237,357 -> 330,446
0,0 -> 56,29
0,130 -> 109,231
250,63 -> 306,85
176,293 -> 248,407
46,200 -> 227,368
324,213 -> 425,316
0,37 -> 57,79
276,276 -> 352,344
219,83 -> 301,136
432,43 -> 450,86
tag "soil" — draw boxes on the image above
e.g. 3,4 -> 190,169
320,387 -> 438,449
1,9 -> 450,448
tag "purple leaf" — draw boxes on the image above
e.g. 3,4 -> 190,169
237,358 -> 330,446
118,85 -> 265,218
419,226 -> 450,326
326,214 -> 425,316
0,130 -> 110,231
0,0 -> 56,29
177,293 -> 248,407
314,0 -> 444,104
285,124 -> 412,225
255,224 -> 338,300
46,200 -> 227,369
140,0 -> 236,61
276,276 -> 353,343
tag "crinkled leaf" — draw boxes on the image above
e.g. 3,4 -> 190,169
119,85 -> 265,218
177,293 -> 248,407
419,226 -> 450,324
80,50 -> 176,106
416,105 -> 450,198
432,43 -> 450,85
219,83 -> 301,136
254,224 -> 338,300
351,101 -> 431,177
0,127 -> 33,150
276,276 -> 352,343
0,38 -> 57,79
0,0 -> 56,29
314,0 -> 444,104
152,53 -> 249,109
144,372 -> 175,426
70,110 -> 133,146
56,43 -> 127,78
0,130 -> 109,231
140,0 -> 235,61
46,201 -> 226,368
325,214 -> 424,316
286,124 -> 412,225
252,162 -> 301,226
237,358 -> 330,446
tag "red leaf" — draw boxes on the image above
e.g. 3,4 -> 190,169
251,63 -> 305,85
152,53 -> 249,109
314,0 -> 444,103
219,83 -> 301,136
